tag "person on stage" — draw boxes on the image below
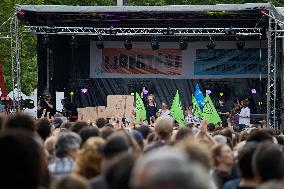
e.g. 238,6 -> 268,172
218,99 -> 230,128
157,102 -> 171,117
238,99 -> 250,131
37,92 -> 55,118
141,87 -> 157,124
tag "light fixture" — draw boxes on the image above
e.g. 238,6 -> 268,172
105,26 -> 117,35
207,38 -> 216,50
96,35 -> 104,49
162,27 -> 174,35
225,27 -> 236,35
81,88 -> 88,94
151,36 -> 159,50
124,36 -> 132,50
179,38 -> 187,50
251,88 -> 256,94
206,90 -> 212,95
236,39 -> 245,50
70,35 -> 77,48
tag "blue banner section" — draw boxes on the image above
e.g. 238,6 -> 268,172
194,49 -> 267,75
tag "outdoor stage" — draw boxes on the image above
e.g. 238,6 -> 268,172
6,3 -> 284,128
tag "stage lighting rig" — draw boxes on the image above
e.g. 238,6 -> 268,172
207,38 -> 216,50
124,36 -> 132,50
96,35 -> 104,49
151,36 -> 159,50
162,27 -> 175,35
179,37 -> 187,50
105,26 -> 117,35
236,39 -> 245,50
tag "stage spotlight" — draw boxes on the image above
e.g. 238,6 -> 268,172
124,36 -> 132,50
105,26 -> 117,35
207,39 -> 216,50
163,27 -> 174,35
96,35 -> 104,49
206,90 -> 212,95
236,40 -> 245,50
220,92 -> 224,97
225,27 -> 236,35
251,88 -> 256,94
179,38 -> 187,50
70,36 -> 77,48
151,36 -> 160,50
70,91 -> 75,96
81,88 -> 88,94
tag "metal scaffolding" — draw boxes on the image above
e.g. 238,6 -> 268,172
2,4 -> 284,122
24,26 -> 262,37
10,11 -> 21,112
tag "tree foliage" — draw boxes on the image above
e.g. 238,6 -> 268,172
0,0 -> 283,95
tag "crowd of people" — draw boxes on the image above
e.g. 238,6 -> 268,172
0,105 -> 284,189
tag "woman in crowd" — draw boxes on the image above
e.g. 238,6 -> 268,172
157,102 -> 171,117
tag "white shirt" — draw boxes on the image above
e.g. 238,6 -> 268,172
239,107 -> 250,125
158,109 -> 171,117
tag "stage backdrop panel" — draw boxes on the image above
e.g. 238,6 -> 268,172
90,41 -> 267,79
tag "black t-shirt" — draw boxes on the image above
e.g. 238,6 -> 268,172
218,105 -> 230,123
146,104 -> 157,119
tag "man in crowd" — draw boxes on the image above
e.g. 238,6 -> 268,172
48,132 -> 81,177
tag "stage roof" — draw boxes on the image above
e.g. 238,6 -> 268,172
16,3 -> 269,29
16,3 -> 268,13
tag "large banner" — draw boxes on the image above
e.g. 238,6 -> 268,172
102,48 -> 182,75
194,49 -> 267,75
90,41 -> 268,79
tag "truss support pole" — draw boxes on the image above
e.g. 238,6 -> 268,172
267,5 -> 278,129
10,10 -> 21,112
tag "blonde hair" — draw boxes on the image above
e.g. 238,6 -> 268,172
73,137 -> 104,179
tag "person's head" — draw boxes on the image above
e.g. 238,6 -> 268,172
102,132 -> 132,160
212,144 -> 234,169
213,135 -> 227,145
252,142 -> 284,183
147,94 -> 155,103
36,118 -> 52,141
132,130 -> 144,150
60,122 -> 73,130
52,117 -> 63,129
187,104 -> 193,112
0,131 -> 49,189
100,126 -> 114,139
219,99 -> 225,106
74,137 -> 104,179
161,102 -> 168,110
131,147 -> 209,189
243,99 -> 249,107
177,141 -> 212,171
55,132 -> 81,159
207,123 -> 215,133
79,127 -> 100,146
70,121 -> 88,133
95,118 -> 107,129
137,124 -> 151,139
4,113 -> 35,132
247,129 -> 273,143
238,142 -> 258,180
51,174 -> 90,189
154,116 -> 173,141
105,152 -> 136,189
175,127 -> 192,142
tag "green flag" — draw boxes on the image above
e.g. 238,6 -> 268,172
135,92 -> 147,122
202,94 -> 221,126
171,90 -> 185,126
192,95 -> 203,119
